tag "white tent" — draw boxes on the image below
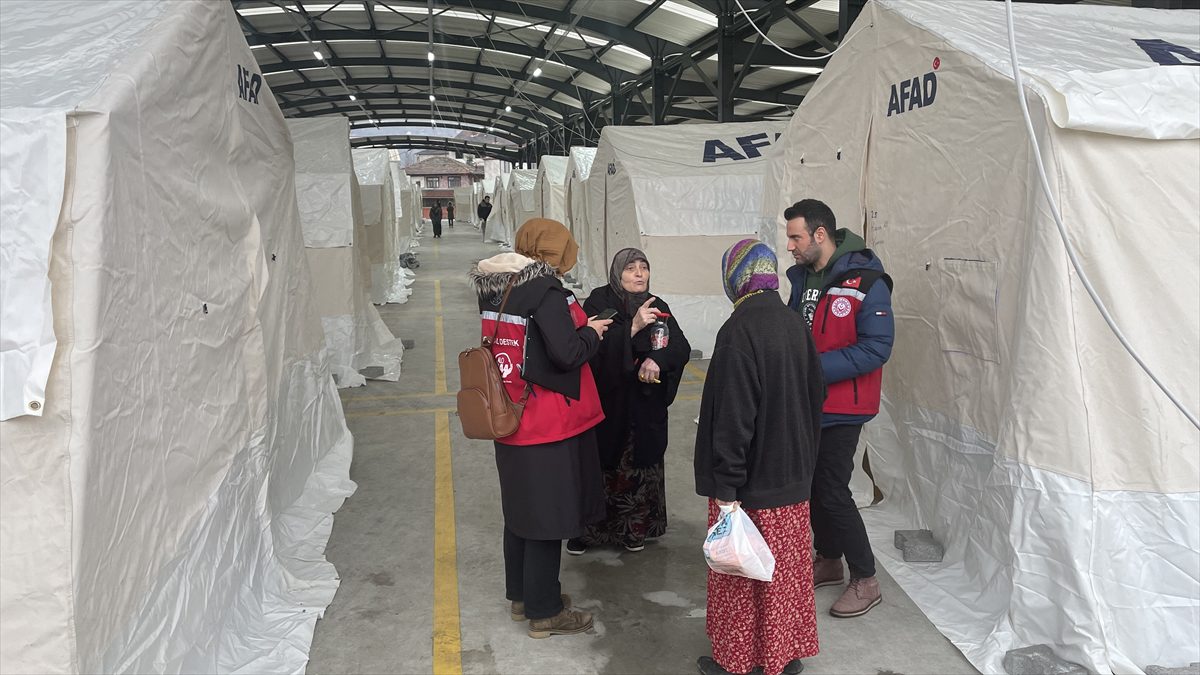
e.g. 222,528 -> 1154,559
768,2 -> 1199,673
484,173 -> 512,245
0,1 -> 355,672
534,155 -> 569,223
565,147 -> 598,286
453,185 -> 475,227
352,149 -> 413,304
389,160 -> 408,224
390,161 -> 425,239
472,180 -> 486,229
586,121 -> 786,356
485,173 -> 510,245
289,118 -> 403,387
506,168 -> 539,234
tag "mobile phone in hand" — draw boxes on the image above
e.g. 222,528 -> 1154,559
596,308 -> 618,320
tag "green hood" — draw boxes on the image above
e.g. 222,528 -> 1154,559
827,228 -> 866,269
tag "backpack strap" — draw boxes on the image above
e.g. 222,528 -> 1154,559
483,278 -> 518,347
483,278 -> 532,407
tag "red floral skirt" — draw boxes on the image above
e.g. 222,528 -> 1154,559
706,499 -> 819,675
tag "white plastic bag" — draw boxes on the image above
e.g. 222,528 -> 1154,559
703,504 -> 776,582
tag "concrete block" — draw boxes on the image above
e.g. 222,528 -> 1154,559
402,339 -> 415,349
1146,664 -> 1200,675
1002,645 -> 1089,675
894,529 -> 924,549
893,529 -> 944,562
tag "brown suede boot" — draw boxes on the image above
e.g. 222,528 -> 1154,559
830,576 -> 881,618
812,554 -> 845,589
527,606 -> 593,639
510,594 -> 571,622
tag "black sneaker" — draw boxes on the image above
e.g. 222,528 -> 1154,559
623,538 -> 645,552
566,538 -> 587,556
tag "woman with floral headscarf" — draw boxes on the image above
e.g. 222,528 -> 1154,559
693,239 -> 825,675
468,218 -> 613,639
567,248 -> 691,555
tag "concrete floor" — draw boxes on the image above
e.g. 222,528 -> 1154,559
306,224 -> 978,675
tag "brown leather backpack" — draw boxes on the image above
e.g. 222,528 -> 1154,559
457,279 -> 530,440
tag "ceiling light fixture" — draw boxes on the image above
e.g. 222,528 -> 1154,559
505,105 -> 512,112
429,94 -> 436,102
349,94 -> 356,101
427,51 -> 435,62
532,67 -> 542,77
313,50 -> 324,60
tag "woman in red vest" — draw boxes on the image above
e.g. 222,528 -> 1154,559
468,218 -> 612,639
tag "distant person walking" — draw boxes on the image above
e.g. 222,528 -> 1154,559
784,198 -> 894,619
478,195 -> 494,239
430,201 -> 443,239
447,201 -> 456,228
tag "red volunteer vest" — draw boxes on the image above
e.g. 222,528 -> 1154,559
481,294 -> 604,445
811,274 -> 884,416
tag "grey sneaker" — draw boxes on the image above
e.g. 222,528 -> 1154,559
830,576 -> 881,618
510,594 -> 571,622
527,607 -> 593,639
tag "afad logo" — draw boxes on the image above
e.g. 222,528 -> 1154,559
887,57 -> 940,118
236,63 -> 263,105
703,131 -> 783,163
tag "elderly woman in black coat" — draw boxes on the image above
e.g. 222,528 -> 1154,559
567,248 -> 691,554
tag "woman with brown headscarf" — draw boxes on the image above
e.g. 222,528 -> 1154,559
467,218 -> 613,639
567,248 -> 691,555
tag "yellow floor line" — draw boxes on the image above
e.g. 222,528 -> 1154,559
686,362 -> 707,383
435,280 -> 447,395
344,406 -> 456,418
432,411 -> 463,675
342,391 -> 441,403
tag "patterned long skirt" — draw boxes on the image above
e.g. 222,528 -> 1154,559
581,429 -> 667,546
705,499 -> 819,675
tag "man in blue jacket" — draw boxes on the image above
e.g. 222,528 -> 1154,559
784,199 -> 894,618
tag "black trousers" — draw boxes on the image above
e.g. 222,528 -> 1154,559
503,526 -> 565,620
432,218 -> 442,237
810,424 -> 876,579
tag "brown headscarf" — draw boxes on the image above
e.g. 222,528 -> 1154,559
514,218 -> 578,276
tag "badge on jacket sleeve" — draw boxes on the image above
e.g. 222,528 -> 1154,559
831,297 -> 853,318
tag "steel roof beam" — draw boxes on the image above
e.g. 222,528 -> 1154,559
245,28 -> 636,84
277,81 -> 573,116
307,103 -> 534,139
350,135 -> 519,161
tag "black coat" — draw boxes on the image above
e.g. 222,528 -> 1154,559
583,286 -> 691,469
693,292 -> 826,510
477,202 -> 494,219
430,205 -> 443,221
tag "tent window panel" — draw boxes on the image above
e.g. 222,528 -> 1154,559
936,258 -> 999,363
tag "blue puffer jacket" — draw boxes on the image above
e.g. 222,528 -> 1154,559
786,233 -> 894,428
